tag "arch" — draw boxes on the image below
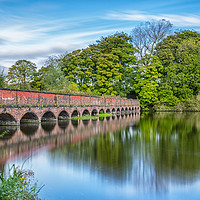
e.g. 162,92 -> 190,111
112,108 -> 115,113
41,111 -> 56,121
99,109 -> 104,114
71,110 -> 80,118
117,108 -> 120,112
82,109 -> 90,117
0,113 -> 16,125
132,107 -> 134,111
129,107 -> 132,111
106,109 -> 111,114
0,126 -> 17,141
91,109 -> 98,116
20,124 -> 39,136
125,107 -> 128,112
20,112 -> 39,124
58,110 -> 69,120
121,108 -> 124,112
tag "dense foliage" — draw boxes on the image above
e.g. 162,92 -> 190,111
1,20 -> 200,111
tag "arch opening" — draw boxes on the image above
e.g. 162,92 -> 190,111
91,109 -> 98,116
41,111 -> 56,122
71,110 -> 80,118
58,110 -> 69,120
20,112 -> 39,124
99,109 -> 104,114
112,108 -> 115,113
106,109 -> 111,114
125,107 -> 128,112
121,108 -> 124,112
82,109 -> 90,117
0,113 -> 16,125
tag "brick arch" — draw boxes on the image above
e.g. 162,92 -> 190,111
20,111 -> 39,123
106,108 -> 111,113
99,108 -> 104,114
111,108 -> 116,113
58,110 -> 70,120
41,110 -> 56,121
0,112 -> 17,125
71,109 -> 81,118
82,109 -> 90,116
91,109 -> 98,116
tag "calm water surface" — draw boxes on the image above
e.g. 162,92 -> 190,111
0,113 -> 200,200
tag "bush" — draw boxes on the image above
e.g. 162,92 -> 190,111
0,164 -> 43,200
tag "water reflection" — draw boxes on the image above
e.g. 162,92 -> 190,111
1,112 -> 200,199
48,112 -> 200,192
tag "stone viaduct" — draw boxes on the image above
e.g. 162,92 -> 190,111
0,88 -> 140,125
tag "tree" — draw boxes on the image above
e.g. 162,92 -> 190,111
90,33 -> 138,96
156,30 -> 200,104
131,19 -> 172,58
7,60 -> 37,90
0,67 -> 5,88
60,33 -> 138,96
134,55 -> 162,110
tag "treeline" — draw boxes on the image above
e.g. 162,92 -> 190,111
0,19 -> 200,111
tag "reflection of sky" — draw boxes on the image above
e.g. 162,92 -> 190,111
7,149 -> 200,200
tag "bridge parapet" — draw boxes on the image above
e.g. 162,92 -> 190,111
0,88 -> 139,107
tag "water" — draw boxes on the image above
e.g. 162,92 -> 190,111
0,113 -> 200,200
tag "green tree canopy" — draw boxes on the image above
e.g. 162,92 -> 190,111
156,30 -> 200,104
7,60 -> 37,90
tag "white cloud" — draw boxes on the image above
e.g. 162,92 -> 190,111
105,10 -> 200,27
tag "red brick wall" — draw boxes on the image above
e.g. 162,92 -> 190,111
0,89 -> 139,107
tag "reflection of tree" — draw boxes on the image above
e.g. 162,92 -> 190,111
49,113 -> 200,192
135,113 -> 200,184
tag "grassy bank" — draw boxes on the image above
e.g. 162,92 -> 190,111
0,164 -> 43,200
71,113 -> 112,120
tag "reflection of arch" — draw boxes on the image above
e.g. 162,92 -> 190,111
112,108 -> 115,113
0,113 -> 16,125
0,126 -> 17,140
82,109 -> 90,116
20,112 -> 39,123
58,110 -> 69,120
112,116 -> 115,120
106,116 -> 110,120
71,120 -> 79,128
99,109 -> 104,114
41,111 -> 56,121
83,120 -> 89,126
71,110 -> 80,118
106,109 -> 111,113
58,120 -> 69,130
41,122 -> 56,133
20,124 -> 39,136
92,119 -> 97,124
91,109 -> 98,116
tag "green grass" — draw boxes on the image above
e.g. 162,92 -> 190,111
71,113 -> 112,120
0,164 -> 43,200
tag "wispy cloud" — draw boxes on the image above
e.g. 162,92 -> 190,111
105,10 -> 200,27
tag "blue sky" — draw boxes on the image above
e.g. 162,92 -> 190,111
0,0 -> 200,68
